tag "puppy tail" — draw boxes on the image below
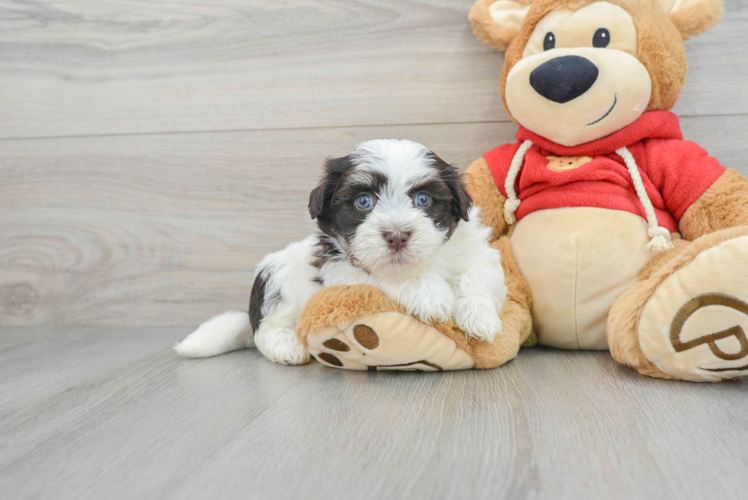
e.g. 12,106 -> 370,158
175,311 -> 254,358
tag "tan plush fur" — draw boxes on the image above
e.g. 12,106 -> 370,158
467,0 -> 748,380
297,279 -> 532,369
609,170 -> 748,379
607,280 -> 675,379
296,285 -> 408,346
471,0 -> 690,118
637,233 -> 689,281
494,235 -> 537,347
607,226 -> 748,380
469,0 -> 532,51
463,158 -> 509,242
669,0 -> 724,40
609,168 -> 748,379
679,169 -> 748,241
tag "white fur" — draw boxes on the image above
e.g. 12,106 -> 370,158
321,206 -> 506,340
175,311 -> 254,358
177,139 -> 507,364
347,140 -> 446,275
250,235 -> 321,364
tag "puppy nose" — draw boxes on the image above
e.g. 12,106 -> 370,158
530,55 -> 599,104
383,231 -> 411,252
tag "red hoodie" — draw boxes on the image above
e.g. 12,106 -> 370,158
483,111 -> 725,232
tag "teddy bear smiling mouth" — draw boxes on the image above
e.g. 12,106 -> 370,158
585,94 -> 618,127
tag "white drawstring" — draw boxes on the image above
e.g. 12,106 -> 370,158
616,146 -> 674,253
503,140 -> 534,225
502,141 -> 674,254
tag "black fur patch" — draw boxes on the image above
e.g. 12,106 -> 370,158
248,271 -> 268,333
309,155 -> 386,245
310,236 -> 343,284
408,178 -> 458,236
330,170 -> 387,244
421,152 -> 473,236
308,155 -> 357,221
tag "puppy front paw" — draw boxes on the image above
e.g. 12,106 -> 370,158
410,292 -> 454,324
255,326 -> 311,365
454,300 -> 503,343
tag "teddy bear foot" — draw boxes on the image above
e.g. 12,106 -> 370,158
306,312 -> 475,371
610,227 -> 748,382
296,284 -> 530,371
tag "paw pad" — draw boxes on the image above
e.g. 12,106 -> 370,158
322,339 -> 350,352
353,324 -> 379,349
317,352 -> 344,367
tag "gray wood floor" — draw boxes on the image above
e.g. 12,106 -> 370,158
1,326 -> 747,500
2,1 -> 748,498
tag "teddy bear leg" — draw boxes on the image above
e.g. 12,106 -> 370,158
492,235 -> 536,348
608,227 -> 748,382
295,236 -> 534,371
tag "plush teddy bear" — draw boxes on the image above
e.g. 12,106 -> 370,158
297,0 -> 748,382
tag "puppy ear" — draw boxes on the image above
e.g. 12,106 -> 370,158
659,0 -> 724,39
428,153 -> 473,222
308,155 -> 354,220
308,182 -> 327,220
448,173 -> 474,222
469,0 -> 531,51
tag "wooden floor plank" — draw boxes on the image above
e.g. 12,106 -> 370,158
0,328 -> 746,500
2,116 -> 747,327
0,327 -> 312,500
0,0 -> 746,138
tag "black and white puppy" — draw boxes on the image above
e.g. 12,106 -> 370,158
176,139 -> 507,364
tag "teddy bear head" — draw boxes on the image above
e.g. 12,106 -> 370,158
470,0 -> 724,146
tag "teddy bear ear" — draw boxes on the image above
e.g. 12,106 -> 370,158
659,0 -> 724,39
469,0 -> 532,51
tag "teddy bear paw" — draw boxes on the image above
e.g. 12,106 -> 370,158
305,312 -> 475,371
637,228 -> 748,382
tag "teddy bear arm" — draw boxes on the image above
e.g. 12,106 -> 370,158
464,157 -> 509,241
296,283 -> 527,371
679,169 -> 748,241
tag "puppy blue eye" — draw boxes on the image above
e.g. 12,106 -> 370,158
355,194 -> 373,209
415,193 -> 431,207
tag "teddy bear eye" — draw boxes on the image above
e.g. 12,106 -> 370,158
593,28 -> 611,48
543,32 -> 556,51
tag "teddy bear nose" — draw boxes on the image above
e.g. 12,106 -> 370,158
530,55 -> 599,104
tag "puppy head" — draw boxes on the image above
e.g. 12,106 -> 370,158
309,139 -> 472,274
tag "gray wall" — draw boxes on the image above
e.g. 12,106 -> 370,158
2,0 -> 747,327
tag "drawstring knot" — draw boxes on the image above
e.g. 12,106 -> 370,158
503,198 -> 522,225
647,226 -> 675,253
